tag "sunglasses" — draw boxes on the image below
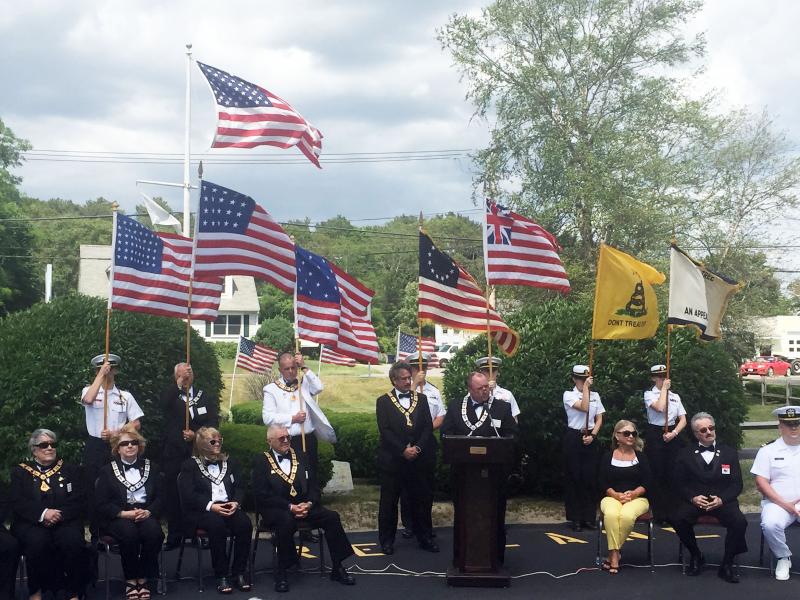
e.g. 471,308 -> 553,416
697,426 -> 716,434
35,441 -> 57,450
274,435 -> 290,443
209,439 -> 223,446
618,430 -> 638,438
118,440 -> 140,448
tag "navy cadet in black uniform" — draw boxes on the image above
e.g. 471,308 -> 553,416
252,424 -> 355,593
441,370 -> 518,563
160,362 -> 219,549
376,361 -> 438,555
671,412 -> 747,583
11,429 -> 91,600
0,480 -> 20,600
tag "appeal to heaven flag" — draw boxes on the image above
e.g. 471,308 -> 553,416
592,243 -> 666,340
667,244 -> 741,340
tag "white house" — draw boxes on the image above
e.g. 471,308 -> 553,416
750,315 -> 800,358
434,324 -> 478,348
78,244 -> 260,342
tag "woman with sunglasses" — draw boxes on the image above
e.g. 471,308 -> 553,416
10,429 -> 91,600
178,427 -> 252,594
598,420 -> 652,574
94,423 -> 163,600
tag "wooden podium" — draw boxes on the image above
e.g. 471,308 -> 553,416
442,435 -> 515,587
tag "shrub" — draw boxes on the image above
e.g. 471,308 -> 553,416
443,296 -> 747,498
0,295 -> 222,482
254,317 -> 295,354
327,412 -> 380,480
231,401 -> 262,425
212,341 -> 239,361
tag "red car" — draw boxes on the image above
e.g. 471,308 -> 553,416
740,356 -> 792,377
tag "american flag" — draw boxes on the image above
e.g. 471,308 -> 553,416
194,180 -> 296,294
484,200 -> 570,293
396,332 -> 440,368
111,214 -> 222,320
235,336 -> 278,374
295,246 -> 380,364
319,346 -> 356,367
197,62 -> 323,168
419,231 -> 519,356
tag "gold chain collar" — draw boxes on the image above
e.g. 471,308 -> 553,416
264,449 -> 299,497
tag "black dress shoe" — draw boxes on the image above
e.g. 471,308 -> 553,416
687,553 -> 705,576
581,521 -> 597,530
400,527 -> 414,539
330,564 -> 356,585
274,573 -> 289,593
718,563 -> 739,583
419,538 -> 440,553
233,574 -> 251,592
571,521 -> 583,532
163,538 -> 182,551
381,543 -> 394,555
216,577 -> 233,594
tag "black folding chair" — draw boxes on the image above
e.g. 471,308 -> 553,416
595,510 -> 655,571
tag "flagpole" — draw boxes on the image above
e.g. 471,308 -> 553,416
664,325 -> 672,434
485,286 -> 494,384
585,341 -> 595,434
396,325 -> 401,363
229,338 -> 241,414
318,345 -> 324,378
104,203 -> 119,432
295,337 -> 306,452
417,212 -> 425,392
182,43 -> 192,237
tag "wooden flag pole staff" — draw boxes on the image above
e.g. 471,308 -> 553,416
485,286 -> 494,383
103,307 -> 111,432
295,337 -> 307,452
585,340 -> 595,434
103,201 -> 119,432
184,276 -> 193,431
417,212 -> 425,392
664,325 -> 672,434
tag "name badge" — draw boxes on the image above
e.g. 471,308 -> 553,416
774,457 -> 785,461
491,418 -> 502,428
230,474 -> 234,483
198,406 -> 207,415
66,483 -> 73,493
721,464 -> 731,475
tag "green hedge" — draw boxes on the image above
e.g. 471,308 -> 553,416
213,341 -> 239,361
231,401 -> 262,425
443,296 -> 747,498
0,295 -> 222,482
220,422 -> 333,508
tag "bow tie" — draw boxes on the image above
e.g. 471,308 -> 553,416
122,462 -> 139,471
398,392 -> 411,399
204,458 -> 221,466
284,379 -> 298,387
35,463 -> 48,471
471,400 -> 485,410
699,444 -> 715,453
276,452 -> 291,462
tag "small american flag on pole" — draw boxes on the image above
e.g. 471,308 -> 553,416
484,200 -> 570,293
320,346 -> 356,367
197,62 -> 323,168
194,180 -> 296,294
235,336 -> 278,374
396,332 -> 439,367
111,214 -> 222,320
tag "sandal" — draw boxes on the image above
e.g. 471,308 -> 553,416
608,566 -> 619,575
601,560 -> 612,571
216,577 -> 233,594
125,583 -> 140,600
138,583 -> 151,600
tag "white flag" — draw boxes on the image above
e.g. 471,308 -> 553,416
667,245 -> 740,340
140,193 -> 182,233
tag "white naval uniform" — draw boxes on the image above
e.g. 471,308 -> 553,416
81,385 -> 144,437
563,387 -> 605,430
643,386 -> 686,426
751,438 -> 800,558
420,382 -> 445,421
493,384 -> 520,418
262,370 -> 325,438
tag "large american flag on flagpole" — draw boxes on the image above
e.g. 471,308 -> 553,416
111,214 -> 223,320
396,332 -> 440,367
197,62 -> 323,168
235,336 -> 278,373
484,200 -> 570,293
320,346 -> 357,367
194,180 -> 296,294
419,231 -> 520,356
295,246 -> 380,364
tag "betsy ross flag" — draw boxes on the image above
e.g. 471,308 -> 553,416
235,336 -> 278,373
194,180 -> 296,294
418,231 -> 520,356
484,200 -> 570,293
320,346 -> 356,367
197,62 -> 323,168
396,331 -> 440,368
111,214 -> 222,320
295,246 -> 380,364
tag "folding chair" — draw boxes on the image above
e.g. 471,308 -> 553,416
97,534 -> 166,598
676,514 -> 739,574
595,510 -> 655,571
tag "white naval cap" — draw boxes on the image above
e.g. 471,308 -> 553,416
572,365 -> 590,377
91,353 -> 121,368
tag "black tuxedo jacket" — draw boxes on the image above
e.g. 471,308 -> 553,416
376,392 -> 435,470
0,483 -> 11,528
94,459 -> 163,529
251,450 -> 319,514
160,384 -> 219,461
177,456 -> 244,528
440,397 -> 518,439
672,442 -> 743,505
10,461 -> 85,533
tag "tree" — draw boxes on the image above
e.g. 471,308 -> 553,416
254,316 -> 295,353
438,0 -> 713,264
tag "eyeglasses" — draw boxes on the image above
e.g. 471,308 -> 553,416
697,426 -> 716,434
35,441 -> 57,450
209,439 -> 223,446
780,421 -> 800,429
118,440 -> 140,448
618,431 -> 638,438
274,435 -> 290,443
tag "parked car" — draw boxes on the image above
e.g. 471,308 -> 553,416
739,355 -> 792,377
437,344 -> 460,367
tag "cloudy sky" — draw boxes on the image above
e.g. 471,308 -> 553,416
2,0 -> 799,240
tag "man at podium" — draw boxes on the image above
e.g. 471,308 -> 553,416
442,371 -> 518,564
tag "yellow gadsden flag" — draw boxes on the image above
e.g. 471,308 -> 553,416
592,244 -> 666,340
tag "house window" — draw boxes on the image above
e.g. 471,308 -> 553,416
442,328 -> 449,334
211,314 -> 243,336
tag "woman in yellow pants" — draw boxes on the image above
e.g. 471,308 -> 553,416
598,420 -> 652,574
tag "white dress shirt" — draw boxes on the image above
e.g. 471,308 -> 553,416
643,386 -> 686,426
493,384 -> 520,417
205,463 -> 229,511
262,370 -> 323,436
120,459 -> 147,504
752,438 -> 800,506
563,387 -> 605,430
420,382 -> 445,419
81,385 -> 144,437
